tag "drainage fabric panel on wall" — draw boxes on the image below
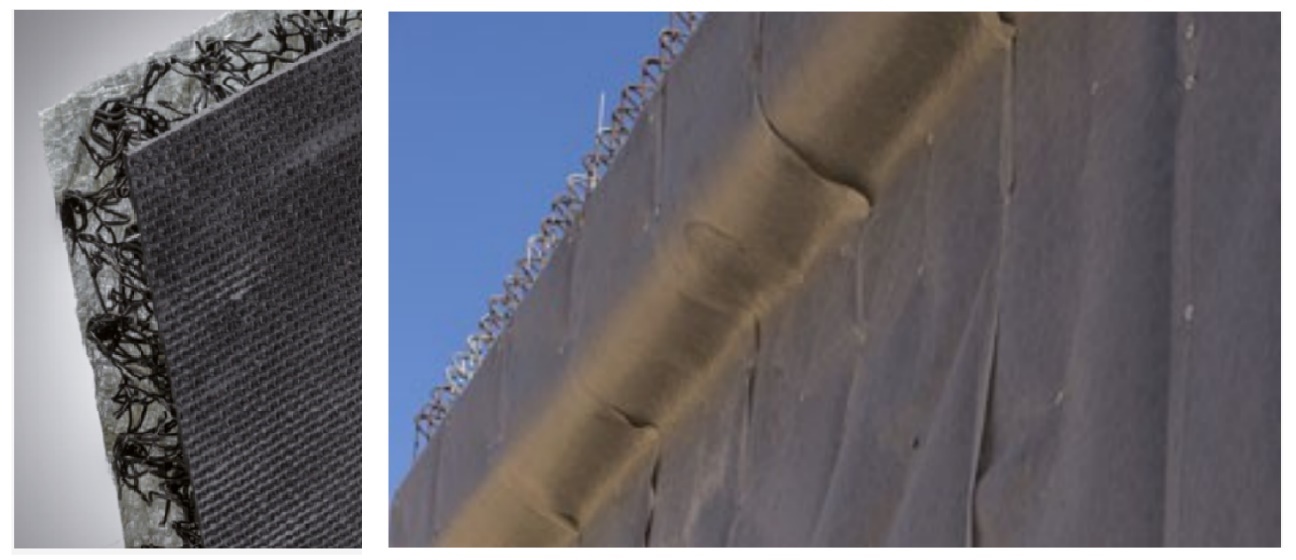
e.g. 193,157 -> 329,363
391,13 -> 1278,547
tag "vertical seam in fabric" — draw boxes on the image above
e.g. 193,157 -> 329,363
724,14 -> 765,548
966,17 -> 1016,547
1163,11 -> 1196,546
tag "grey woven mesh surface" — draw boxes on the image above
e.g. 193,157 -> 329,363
127,32 -> 362,548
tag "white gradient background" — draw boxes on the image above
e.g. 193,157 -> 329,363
14,10 -> 225,548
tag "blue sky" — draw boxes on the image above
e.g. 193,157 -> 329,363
389,12 -> 670,497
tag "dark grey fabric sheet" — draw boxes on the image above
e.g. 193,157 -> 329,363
129,33 -> 362,548
391,13 -> 1278,547
1160,12 -> 1280,545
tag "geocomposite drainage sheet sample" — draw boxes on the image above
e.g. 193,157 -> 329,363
41,11 -> 361,548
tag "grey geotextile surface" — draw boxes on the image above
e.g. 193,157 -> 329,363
127,32 -> 362,548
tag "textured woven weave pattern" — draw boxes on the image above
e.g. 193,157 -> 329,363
127,33 -> 362,548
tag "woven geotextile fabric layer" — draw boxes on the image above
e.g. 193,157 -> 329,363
127,33 -> 362,548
